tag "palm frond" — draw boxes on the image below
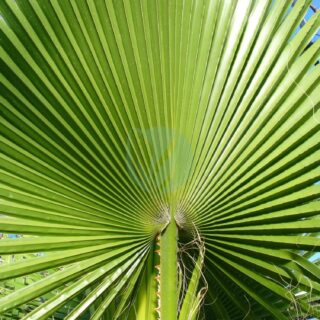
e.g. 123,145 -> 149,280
1,0 -> 319,319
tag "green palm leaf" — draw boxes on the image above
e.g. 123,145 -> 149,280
1,0 -> 319,319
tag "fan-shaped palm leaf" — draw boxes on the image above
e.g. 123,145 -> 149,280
0,0 -> 319,319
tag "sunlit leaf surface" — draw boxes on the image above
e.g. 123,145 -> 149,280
0,0 -> 319,319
